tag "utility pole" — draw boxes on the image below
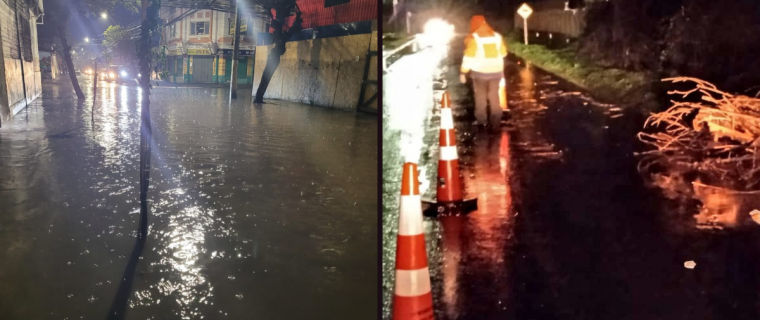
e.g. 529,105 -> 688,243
230,0 -> 242,99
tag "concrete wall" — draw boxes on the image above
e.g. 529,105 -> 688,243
253,28 -> 378,111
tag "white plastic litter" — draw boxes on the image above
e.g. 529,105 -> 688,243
684,261 -> 696,269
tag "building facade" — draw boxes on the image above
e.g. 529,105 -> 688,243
253,0 -> 377,111
159,7 -> 264,84
0,0 -> 43,121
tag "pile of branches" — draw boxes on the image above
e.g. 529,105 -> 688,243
638,77 -> 760,191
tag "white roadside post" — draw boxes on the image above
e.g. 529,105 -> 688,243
518,3 -> 533,45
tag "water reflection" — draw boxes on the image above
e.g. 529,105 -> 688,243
440,216 -> 462,319
693,182 -> 760,229
144,205 -> 214,318
438,130 -> 515,318
0,79 -> 376,319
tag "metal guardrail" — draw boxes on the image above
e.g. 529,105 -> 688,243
382,35 -> 419,71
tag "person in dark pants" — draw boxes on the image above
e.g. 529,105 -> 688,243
459,15 -> 508,131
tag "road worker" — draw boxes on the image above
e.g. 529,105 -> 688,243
460,15 -> 508,131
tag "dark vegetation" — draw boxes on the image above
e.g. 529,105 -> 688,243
579,0 -> 760,95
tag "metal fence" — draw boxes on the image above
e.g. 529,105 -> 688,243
514,8 -> 587,38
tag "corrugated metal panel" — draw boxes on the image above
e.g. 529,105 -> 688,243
0,0 -> 32,61
0,0 -> 20,59
279,0 -> 376,30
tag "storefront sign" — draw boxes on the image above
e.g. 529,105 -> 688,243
229,18 -> 248,35
220,49 -> 254,56
187,48 -> 211,55
167,49 -> 183,56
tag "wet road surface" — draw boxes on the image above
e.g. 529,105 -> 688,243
425,43 -> 760,319
0,78 -> 377,319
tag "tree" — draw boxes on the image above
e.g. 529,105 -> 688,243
45,0 -> 138,100
103,25 -> 137,65
253,0 -> 303,103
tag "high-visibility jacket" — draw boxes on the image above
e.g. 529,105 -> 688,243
461,26 -> 508,78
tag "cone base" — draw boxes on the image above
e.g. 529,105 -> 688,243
422,198 -> 478,217
392,291 -> 435,320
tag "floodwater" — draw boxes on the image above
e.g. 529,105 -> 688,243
0,78 -> 377,319
383,40 -> 760,319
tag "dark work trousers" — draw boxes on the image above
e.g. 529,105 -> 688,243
472,77 -> 502,127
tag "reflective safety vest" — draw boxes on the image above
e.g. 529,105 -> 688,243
462,32 -> 505,75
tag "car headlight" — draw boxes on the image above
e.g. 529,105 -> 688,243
120,71 -> 127,77
109,72 -> 115,78
138,73 -> 141,78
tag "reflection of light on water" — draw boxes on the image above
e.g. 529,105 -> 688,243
121,86 -> 128,112
138,205 -> 215,318
692,182 -> 760,229
469,132 -> 512,267
519,63 -> 535,99
384,49 -> 441,163
440,216 -> 462,319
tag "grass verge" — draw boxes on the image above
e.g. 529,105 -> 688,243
505,33 -> 654,105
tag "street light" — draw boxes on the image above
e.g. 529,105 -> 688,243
84,37 -> 89,42
101,12 -> 116,24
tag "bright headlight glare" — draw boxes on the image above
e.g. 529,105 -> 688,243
421,18 -> 455,47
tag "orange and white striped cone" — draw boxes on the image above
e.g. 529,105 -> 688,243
393,162 -> 435,320
422,92 -> 477,217
499,77 -> 508,111
437,92 -> 463,205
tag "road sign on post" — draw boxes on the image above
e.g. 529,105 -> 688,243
517,3 -> 533,45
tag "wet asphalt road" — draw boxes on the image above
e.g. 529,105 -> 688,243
421,44 -> 760,320
0,78 -> 377,319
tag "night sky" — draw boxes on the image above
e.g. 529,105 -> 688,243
37,0 -> 140,45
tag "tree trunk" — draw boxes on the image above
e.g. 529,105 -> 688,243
54,24 -> 85,99
253,8 -> 302,103
253,53 -> 281,103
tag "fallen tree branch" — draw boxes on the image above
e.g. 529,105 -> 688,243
638,77 -> 760,191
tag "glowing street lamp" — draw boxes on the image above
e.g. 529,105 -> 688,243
84,37 -> 89,42
517,3 -> 533,45
101,12 -> 116,24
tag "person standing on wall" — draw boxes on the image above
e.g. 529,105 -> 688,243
460,15 -> 508,132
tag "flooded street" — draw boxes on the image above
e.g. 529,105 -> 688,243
0,78 -> 377,319
383,40 -> 760,319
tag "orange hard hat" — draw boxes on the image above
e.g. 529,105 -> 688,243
470,15 -> 486,32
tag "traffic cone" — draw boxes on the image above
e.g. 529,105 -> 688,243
499,77 -> 508,111
437,92 -> 463,204
422,92 -> 477,217
393,162 -> 435,320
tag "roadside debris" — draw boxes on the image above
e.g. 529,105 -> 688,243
638,77 -> 760,191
